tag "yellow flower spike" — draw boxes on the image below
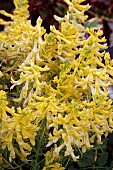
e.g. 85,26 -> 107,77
13,0 -> 29,20
64,0 -> 89,24
0,0 -> 46,76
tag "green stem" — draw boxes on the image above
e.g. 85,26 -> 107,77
34,125 -> 46,170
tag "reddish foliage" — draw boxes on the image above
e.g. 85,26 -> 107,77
83,0 -> 113,46
0,0 -> 113,45
28,0 -> 68,32
0,0 -> 14,31
84,0 -> 113,21
0,0 -> 68,32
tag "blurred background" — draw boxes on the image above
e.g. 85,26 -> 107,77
0,0 -> 113,46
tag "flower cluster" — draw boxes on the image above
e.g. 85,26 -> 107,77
0,0 -> 45,73
42,151 -> 64,170
1,0 -> 113,166
0,90 -> 38,162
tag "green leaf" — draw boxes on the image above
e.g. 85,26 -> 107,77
83,150 -> 95,159
96,152 -> 108,166
110,161 -> 113,168
94,138 -> 107,151
78,158 -> 92,168
85,18 -> 102,29
1,162 -> 10,169
68,165 -> 77,170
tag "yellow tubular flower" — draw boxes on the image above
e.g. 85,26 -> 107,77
64,0 -> 90,24
42,151 -> 65,170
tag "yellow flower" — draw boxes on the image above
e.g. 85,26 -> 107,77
64,0 -> 90,23
42,151 -> 65,170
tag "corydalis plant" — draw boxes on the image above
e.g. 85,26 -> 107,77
1,0 -> 113,166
